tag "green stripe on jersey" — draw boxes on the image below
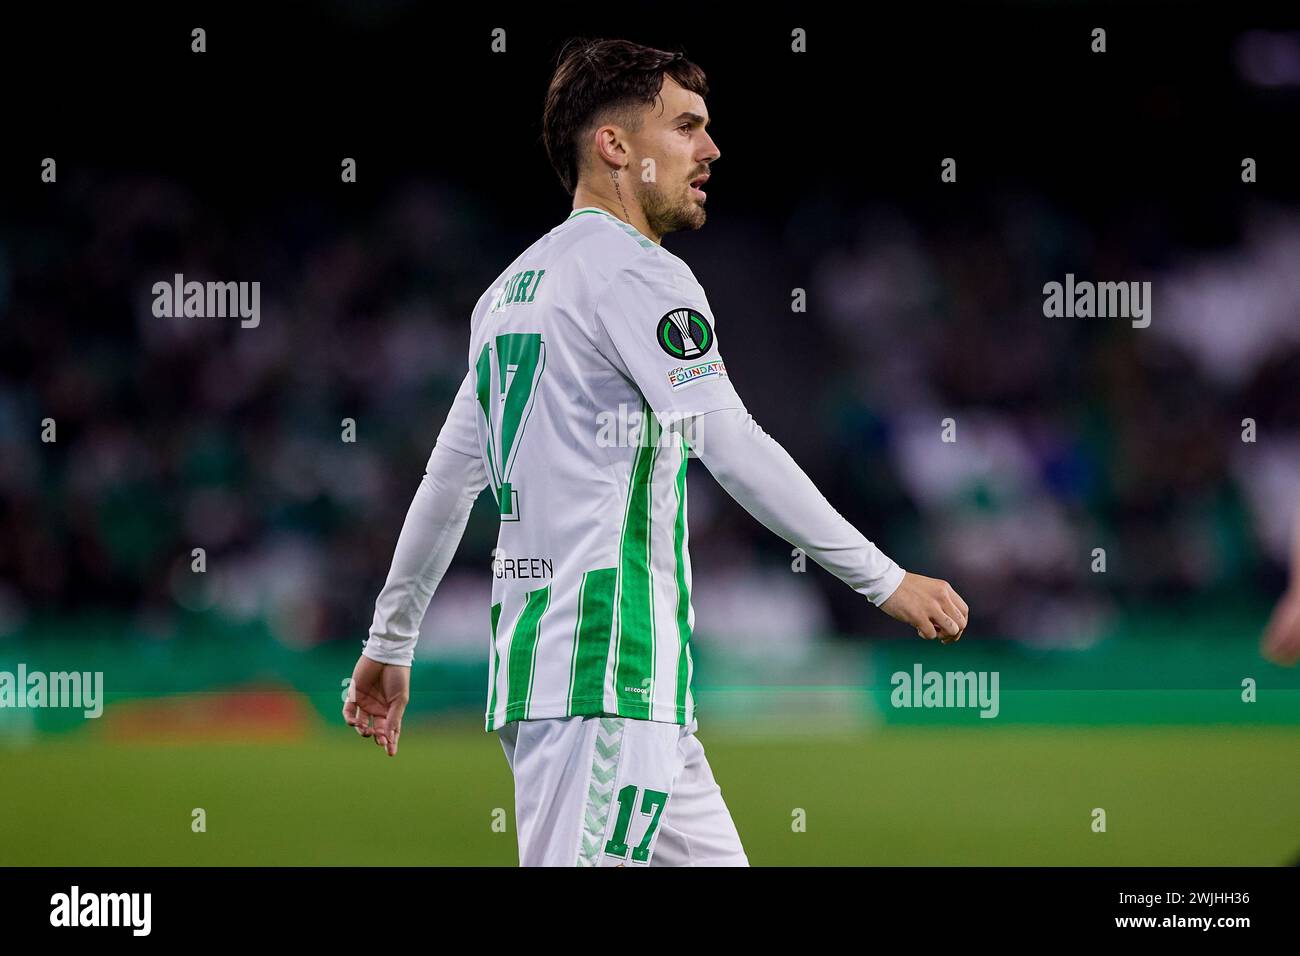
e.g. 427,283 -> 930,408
614,407 -> 660,719
485,602 -> 503,731
503,586 -> 550,723
671,443 -> 692,721
568,568 -> 617,714
474,345 -> 500,491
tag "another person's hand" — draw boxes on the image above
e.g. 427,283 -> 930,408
879,571 -> 969,644
343,655 -> 411,756
1262,589 -> 1300,666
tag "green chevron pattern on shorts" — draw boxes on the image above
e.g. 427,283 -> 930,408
577,716 -> 625,866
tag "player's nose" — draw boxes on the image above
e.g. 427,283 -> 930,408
700,132 -> 720,164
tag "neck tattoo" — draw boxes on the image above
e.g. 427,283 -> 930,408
611,169 -> 634,225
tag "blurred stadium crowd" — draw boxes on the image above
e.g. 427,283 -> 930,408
3,170 -> 1297,657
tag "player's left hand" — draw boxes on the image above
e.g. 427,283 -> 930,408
879,571 -> 969,644
343,655 -> 411,756
1262,589 -> 1300,666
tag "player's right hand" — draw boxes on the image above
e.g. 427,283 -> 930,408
879,571 -> 969,643
343,654 -> 411,757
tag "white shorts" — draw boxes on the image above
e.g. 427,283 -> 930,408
497,715 -> 748,867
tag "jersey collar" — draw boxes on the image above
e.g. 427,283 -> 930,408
564,206 -> 657,246
565,206 -> 619,222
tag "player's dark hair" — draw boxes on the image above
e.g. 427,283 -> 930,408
542,37 -> 709,196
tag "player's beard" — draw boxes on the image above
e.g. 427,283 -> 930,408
635,176 -> 706,235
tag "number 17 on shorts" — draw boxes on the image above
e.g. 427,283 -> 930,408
602,785 -> 670,864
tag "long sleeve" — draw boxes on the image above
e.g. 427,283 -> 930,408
688,406 -> 905,606
363,375 -> 489,666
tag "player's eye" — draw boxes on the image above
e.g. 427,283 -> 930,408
678,124 -> 692,133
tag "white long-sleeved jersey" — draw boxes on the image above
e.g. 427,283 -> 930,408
363,207 -> 904,731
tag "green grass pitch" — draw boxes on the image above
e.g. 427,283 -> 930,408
2,725 -> 1296,866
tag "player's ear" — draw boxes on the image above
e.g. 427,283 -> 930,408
592,123 -> 629,171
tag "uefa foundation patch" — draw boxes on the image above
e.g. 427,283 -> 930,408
667,360 -> 728,390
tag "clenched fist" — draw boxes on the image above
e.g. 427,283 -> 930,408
879,572 -> 969,643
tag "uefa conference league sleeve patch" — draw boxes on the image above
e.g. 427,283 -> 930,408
656,307 -> 729,391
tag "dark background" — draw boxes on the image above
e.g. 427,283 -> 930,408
2,2 -> 1299,647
